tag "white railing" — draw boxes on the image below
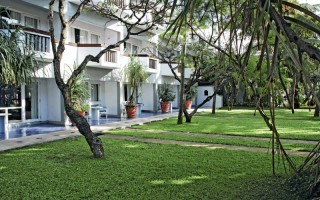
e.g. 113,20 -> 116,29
106,50 -> 117,63
25,31 -> 50,53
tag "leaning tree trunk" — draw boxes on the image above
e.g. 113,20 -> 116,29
65,104 -> 104,158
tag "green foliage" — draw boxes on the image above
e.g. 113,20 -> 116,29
69,64 -> 89,111
185,85 -> 197,100
124,56 -> 149,105
158,83 -> 176,102
0,15 -> 38,85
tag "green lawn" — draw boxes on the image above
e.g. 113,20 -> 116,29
131,108 -> 320,140
0,108 -> 317,199
106,129 -> 315,151
0,137 -> 306,199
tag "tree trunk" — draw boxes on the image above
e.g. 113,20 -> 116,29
66,105 -> 105,158
212,84 -> 216,114
314,93 -> 320,117
177,39 -> 187,124
185,112 -> 192,123
212,94 -> 216,114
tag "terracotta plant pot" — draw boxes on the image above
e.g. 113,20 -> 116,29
160,101 -> 170,113
72,110 -> 86,126
126,104 -> 138,118
185,99 -> 192,109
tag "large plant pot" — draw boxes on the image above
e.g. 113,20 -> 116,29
72,110 -> 86,126
185,99 -> 192,110
126,104 -> 138,118
160,101 -> 170,113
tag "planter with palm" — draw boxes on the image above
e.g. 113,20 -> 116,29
124,56 -> 149,118
158,83 -> 175,113
185,85 -> 197,109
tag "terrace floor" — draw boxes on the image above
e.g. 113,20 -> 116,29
0,110 -> 176,141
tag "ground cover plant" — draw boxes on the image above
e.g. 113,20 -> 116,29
0,137 -> 307,199
0,108 -> 318,198
106,128 -> 315,152
130,108 -> 320,141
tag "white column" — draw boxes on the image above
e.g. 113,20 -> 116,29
21,84 -> 26,122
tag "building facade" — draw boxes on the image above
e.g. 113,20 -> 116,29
0,0 -> 198,127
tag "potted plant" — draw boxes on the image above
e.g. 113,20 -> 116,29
124,56 -> 149,118
185,85 -> 197,109
158,83 -> 175,113
70,67 -> 89,125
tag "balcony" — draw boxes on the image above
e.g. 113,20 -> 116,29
132,54 -> 158,74
108,0 -> 143,8
160,62 -> 179,77
160,61 -> 193,78
77,44 -> 120,69
17,27 -> 53,62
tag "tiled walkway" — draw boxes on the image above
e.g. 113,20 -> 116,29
0,111 -> 173,141
0,111 -> 178,152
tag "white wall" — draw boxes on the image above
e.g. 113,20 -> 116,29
103,82 -> 119,116
38,78 -> 48,121
197,86 -> 223,108
141,83 -> 154,111
46,78 -> 63,122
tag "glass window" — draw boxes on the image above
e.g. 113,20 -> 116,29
132,45 -> 139,54
25,16 -> 38,29
91,84 -> 99,101
0,10 -> 21,24
79,29 -> 88,43
74,28 -> 88,43
124,42 -> 131,54
91,34 -> 99,44
10,11 -> 21,23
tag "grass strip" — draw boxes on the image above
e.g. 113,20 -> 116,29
105,129 -> 315,152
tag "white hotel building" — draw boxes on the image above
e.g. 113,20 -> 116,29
0,0 -> 200,126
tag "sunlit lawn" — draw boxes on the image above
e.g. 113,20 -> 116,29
0,108 -> 317,199
0,137 -> 307,199
131,108 -> 320,141
106,129 -> 315,151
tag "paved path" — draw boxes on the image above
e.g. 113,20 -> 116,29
0,112 -> 177,152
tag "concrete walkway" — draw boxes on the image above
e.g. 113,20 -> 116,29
0,112 -> 178,152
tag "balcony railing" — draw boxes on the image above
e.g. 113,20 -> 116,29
106,50 -> 117,63
149,59 -> 157,69
108,0 -> 125,8
25,32 -> 50,53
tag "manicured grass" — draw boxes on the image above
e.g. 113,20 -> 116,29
106,129 -> 315,151
0,137 -> 306,199
132,108 -> 320,140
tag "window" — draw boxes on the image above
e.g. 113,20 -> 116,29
124,42 -> 131,54
0,9 -> 21,24
91,84 -> 99,101
11,11 -> 21,23
25,16 -> 38,29
74,28 -> 88,43
132,45 -> 139,54
204,90 -> 208,96
91,34 -> 99,44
